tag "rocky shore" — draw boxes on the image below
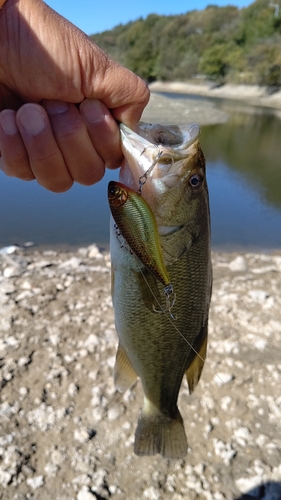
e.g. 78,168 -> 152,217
1,244 -> 281,499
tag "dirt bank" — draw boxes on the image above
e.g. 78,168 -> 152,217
149,82 -> 281,114
1,245 -> 281,499
141,92 -> 229,126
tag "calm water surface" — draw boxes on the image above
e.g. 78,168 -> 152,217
1,95 -> 281,251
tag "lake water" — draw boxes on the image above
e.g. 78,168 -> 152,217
1,95 -> 281,252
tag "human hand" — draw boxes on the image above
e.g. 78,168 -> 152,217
0,0 -> 149,191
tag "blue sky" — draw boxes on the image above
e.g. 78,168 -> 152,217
45,0 -> 253,35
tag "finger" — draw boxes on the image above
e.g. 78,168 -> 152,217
16,103 -> 73,192
43,99 -> 105,185
79,99 -> 123,170
0,109 -> 35,180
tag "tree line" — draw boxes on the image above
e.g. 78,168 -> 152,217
90,0 -> 281,87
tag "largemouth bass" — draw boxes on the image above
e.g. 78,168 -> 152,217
108,122 -> 212,459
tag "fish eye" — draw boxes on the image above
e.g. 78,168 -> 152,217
108,185 -> 117,197
188,173 -> 203,189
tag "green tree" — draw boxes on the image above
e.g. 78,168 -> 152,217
248,38 -> 281,86
199,44 -> 229,80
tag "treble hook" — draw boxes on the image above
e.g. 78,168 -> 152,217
137,150 -> 164,195
153,283 -> 177,320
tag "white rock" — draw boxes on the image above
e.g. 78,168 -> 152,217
214,372 -> 234,386
15,290 -> 33,302
0,434 -> 13,446
18,356 -> 30,367
74,428 -> 90,443
77,486 -> 96,500
0,282 -> 16,294
248,289 -> 268,302
72,473 -> 91,485
0,402 -> 15,419
212,438 -> 236,465
107,405 -> 124,421
235,476 -> 261,494
78,247 -> 88,256
49,333 -> 60,346
88,244 -> 103,259
84,334 -> 98,352
143,486 -> 161,500
19,386 -> 28,397
20,280 -> 32,290
233,427 -> 251,446
27,260 -> 51,270
0,245 -> 18,254
3,266 -> 20,278
44,463 -> 58,476
92,468 -> 107,488
109,485 -> 121,495
27,404 -> 64,431
26,475 -> 44,489
220,396 -> 232,410
273,255 -> 281,271
0,315 -> 12,332
68,382 -> 79,397
0,467 -> 12,487
229,256 -> 247,272
59,257 -> 81,270
200,394 -> 215,410
254,338 -> 267,351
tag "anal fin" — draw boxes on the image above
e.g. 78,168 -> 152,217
186,323 -> 208,394
114,343 -> 138,392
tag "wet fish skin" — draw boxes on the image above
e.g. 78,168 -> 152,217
109,122 -> 212,459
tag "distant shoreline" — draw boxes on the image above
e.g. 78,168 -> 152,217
149,81 -> 281,111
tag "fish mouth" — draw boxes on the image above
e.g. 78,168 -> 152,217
120,122 -> 199,151
119,122 -> 200,190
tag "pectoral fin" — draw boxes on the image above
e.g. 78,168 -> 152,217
114,343 -> 138,392
186,323 -> 208,394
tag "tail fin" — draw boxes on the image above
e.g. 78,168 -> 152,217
134,403 -> 187,459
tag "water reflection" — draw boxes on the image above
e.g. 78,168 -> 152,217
201,109 -> 281,209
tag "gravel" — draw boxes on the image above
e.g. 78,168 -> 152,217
0,245 -> 281,499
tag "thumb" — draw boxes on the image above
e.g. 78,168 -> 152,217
80,43 -> 150,126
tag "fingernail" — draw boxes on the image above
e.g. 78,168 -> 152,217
80,99 -> 105,124
17,104 -> 46,135
0,110 -> 18,135
43,100 -> 69,115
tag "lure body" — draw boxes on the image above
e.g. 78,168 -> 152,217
108,181 -> 170,287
